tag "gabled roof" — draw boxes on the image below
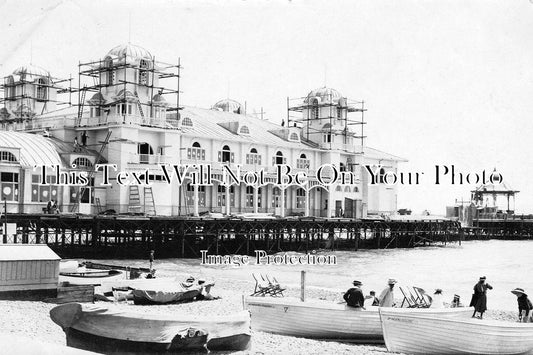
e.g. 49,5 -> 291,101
0,245 -> 60,261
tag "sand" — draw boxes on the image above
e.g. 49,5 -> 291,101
0,271 -> 520,355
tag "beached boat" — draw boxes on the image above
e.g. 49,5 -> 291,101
50,302 -> 252,353
132,286 -> 202,305
380,308 -> 533,354
59,269 -> 126,285
245,296 -> 473,343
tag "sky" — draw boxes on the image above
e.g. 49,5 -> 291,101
1,0 -> 532,215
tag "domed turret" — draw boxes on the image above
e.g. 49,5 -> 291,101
212,99 -> 243,114
305,87 -> 342,104
12,64 -> 51,81
105,43 -> 153,62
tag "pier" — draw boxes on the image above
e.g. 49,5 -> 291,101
1,214 -> 461,258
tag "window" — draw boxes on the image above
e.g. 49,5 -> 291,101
36,78 -> 47,100
139,59 -> 149,85
310,98 -> 319,119
218,145 -> 234,163
271,187 -> 286,208
72,157 -> 93,168
217,185 -> 235,207
31,174 -> 59,202
182,117 -> 193,127
0,151 -> 17,162
245,186 -> 262,208
187,142 -> 205,160
90,107 -> 101,118
186,184 -> 206,207
344,186 -> 351,193
296,153 -> 310,169
246,148 -> 261,165
5,76 -> 14,99
379,168 -> 386,184
340,162 -> 346,172
289,132 -> 299,141
1,172 -> 18,201
105,57 -> 115,85
272,151 -> 286,166
239,126 -> 250,135
296,188 -> 306,208
336,106 -> 343,119
323,134 -> 332,143
70,178 -> 94,204
138,143 -> 154,164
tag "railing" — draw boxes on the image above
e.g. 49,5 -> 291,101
128,153 -> 170,165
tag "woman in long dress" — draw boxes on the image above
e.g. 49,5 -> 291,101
470,276 -> 493,319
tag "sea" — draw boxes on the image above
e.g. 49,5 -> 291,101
100,239 -> 532,312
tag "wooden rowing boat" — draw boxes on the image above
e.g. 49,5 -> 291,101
245,296 -> 473,343
132,287 -> 201,305
59,269 -> 126,285
380,308 -> 533,354
50,303 -> 252,353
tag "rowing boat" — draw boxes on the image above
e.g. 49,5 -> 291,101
50,302 -> 251,353
380,307 -> 533,354
245,296 -> 473,343
59,269 -> 126,285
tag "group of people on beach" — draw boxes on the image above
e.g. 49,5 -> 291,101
344,275 -> 533,323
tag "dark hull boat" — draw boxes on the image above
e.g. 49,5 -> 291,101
50,303 -> 252,353
132,288 -> 201,305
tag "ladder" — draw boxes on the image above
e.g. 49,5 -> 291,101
143,187 -> 156,216
95,197 -> 103,214
76,85 -> 87,126
134,91 -> 144,119
71,130 -> 112,212
128,185 -> 142,214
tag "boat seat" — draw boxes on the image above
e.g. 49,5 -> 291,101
250,273 -> 276,297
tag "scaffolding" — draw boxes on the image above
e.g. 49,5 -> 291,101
0,72 -> 73,123
75,52 -> 182,128
287,92 -> 366,153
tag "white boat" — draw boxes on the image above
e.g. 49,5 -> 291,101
244,296 -> 473,343
380,308 -> 533,354
59,268 -> 126,285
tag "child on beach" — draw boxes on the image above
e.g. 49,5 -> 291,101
511,288 -> 533,322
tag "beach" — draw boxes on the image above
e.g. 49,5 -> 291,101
0,265 -> 519,355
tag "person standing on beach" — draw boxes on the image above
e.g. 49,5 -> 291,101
343,280 -> 365,309
511,288 -> 533,322
470,276 -> 493,319
379,279 -> 397,307
149,250 -> 155,271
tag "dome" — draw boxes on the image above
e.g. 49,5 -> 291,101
12,64 -> 51,80
105,43 -> 153,61
305,87 -> 343,103
212,99 -> 243,114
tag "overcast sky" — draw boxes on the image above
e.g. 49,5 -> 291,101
1,0 -> 532,215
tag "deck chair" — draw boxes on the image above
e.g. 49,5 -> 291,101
413,287 -> 432,307
250,273 -> 273,297
399,287 -> 418,308
264,274 -> 285,297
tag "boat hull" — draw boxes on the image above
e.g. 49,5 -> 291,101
132,288 -> 200,305
245,296 -> 474,343
50,303 -> 251,353
380,308 -> 533,354
59,269 -> 126,285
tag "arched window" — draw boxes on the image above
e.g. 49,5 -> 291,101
336,106 -> 343,119
300,153 -> 306,159
310,98 -> 319,119
275,151 -> 285,165
336,186 -> 342,192
296,188 -> 306,208
0,151 -> 17,162
139,59 -> 149,85
137,143 -> 154,164
250,148 -> 257,153
344,186 -> 351,193
239,125 -> 250,135
5,76 -> 14,99
221,145 -> 231,163
289,132 -> 299,141
297,153 -> 310,169
354,186 -> 359,192
192,142 -> 201,148
105,57 -> 115,85
182,117 -> 193,127
72,157 -> 93,168
188,142 -> 205,160
246,148 -> 261,165
322,123 -> 332,143
36,78 -> 47,100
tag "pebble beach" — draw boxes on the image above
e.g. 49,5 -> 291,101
0,266 -> 519,355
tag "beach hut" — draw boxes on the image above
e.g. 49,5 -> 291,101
0,245 -> 60,296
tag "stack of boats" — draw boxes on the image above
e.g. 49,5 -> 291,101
244,296 -> 533,354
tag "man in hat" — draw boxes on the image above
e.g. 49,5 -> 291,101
343,280 -> 365,309
511,288 -> 533,322
379,279 -> 397,307
470,276 -> 493,319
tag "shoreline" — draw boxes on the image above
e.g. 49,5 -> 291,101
0,266 -> 520,355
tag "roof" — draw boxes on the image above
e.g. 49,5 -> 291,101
212,99 -> 243,114
11,64 -> 51,80
363,146 -> 408,162
106,43 -> 153,62
0,131 -> 62,167
473,182 -> 518,194
305,87 -> 342,104
0,245 -> 60,261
